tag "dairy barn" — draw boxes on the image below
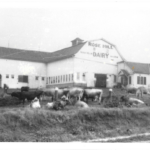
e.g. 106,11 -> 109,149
0,37 -> 148,90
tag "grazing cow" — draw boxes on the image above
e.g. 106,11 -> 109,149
42,88 -> 69,101
82,88 -> 103,104
11,90 -> 43,105
67,87 -> 84,103
30,97 -> 41,108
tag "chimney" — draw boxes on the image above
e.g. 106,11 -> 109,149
71,38 -> 84,46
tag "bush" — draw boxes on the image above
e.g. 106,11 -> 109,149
0,97 -> 21,106
102,96 -> 132,108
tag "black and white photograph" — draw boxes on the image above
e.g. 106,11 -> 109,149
0,0 -> 150,147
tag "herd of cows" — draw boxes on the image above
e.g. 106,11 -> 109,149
6,86 -> 147,110
10,87 -> 103,110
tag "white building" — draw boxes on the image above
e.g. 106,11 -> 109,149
0,47 -> 49,89
1,37 -> 147,89
46,38 -> 124,88
117,61 -> 150,88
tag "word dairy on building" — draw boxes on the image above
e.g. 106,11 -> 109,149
0,37 -> 148,89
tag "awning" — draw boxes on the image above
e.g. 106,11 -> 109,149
118,69 -> 130,76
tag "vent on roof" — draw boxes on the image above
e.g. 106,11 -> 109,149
71,38 -> 84,46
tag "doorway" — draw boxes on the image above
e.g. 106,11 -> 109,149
95,74 -> 107,88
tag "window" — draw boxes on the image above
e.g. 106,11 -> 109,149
49,77 -> 51,84
56,77 -> 57,83
137,76 -> 146,85
11,75 -> 14,79
72,74 -> 74,81
66,75 -> 68,82
114,75 -> 116,83
35,76 -> 39,80
61,75 -> 63,83
144,77 -> 146,85
53,77 -> 55,84
77,72 -> 80,80
82,73 -> 86,81
46,77 -> 48,84
18,75 -> 28,83
42,77 -> 45,81
137,76 -> 140,84
6,74 -> 9,78
51,77 -> 53,84
129,76 -> 131,84
63,75 -> 65,82
58,76 -> 60,83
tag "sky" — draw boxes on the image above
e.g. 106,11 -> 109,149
0,0 -> 150,63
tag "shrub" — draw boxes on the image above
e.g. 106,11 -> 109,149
0,97 -> 21,106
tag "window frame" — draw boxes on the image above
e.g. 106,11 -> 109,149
18,75 -> 28,83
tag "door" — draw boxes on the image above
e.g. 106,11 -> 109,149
95,74 -> 107,88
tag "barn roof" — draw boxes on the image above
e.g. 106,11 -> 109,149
43,42 -> 86,63
125,61 -> 150,74
0,42 -> 85,63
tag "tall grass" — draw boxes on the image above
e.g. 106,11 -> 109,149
0,106 -> 150,142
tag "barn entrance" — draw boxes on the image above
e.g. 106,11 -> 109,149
95,74 -> 107,88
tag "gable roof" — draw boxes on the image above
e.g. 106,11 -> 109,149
119,69 -> 130,76
100,38 -> 126,62
125,61 -> 150,74
0,42 -> 86,63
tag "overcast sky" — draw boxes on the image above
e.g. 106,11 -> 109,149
0,0 -> 150,63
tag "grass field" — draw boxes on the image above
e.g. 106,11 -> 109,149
0,88 -> 150,142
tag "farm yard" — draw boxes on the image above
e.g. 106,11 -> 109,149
0,88 -> 150,142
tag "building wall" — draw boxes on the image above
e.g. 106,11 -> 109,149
74,39 -> 123,87
46,39 -> 123,88
117,62 -> 150,88
46,57 -> 74,88
73,57 -> 117,87
132,73 -> 150,88
0,59 -> 47,89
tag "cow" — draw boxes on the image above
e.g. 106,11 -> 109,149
68,87 -> 84,100
46,95 -> 69,110
11,90 -> 43,106
30,97 -> 41,108
120,95 -> 145,107
46,102 -> 54,109
21,86 -> 30,92
75,100 -> 89,108
42,88 -> 69,101
82,88 -> 103,104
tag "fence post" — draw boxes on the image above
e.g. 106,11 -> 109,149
55,87 -> 58,101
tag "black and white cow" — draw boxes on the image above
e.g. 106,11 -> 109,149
11,90 -> 43,105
